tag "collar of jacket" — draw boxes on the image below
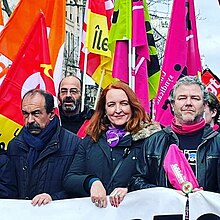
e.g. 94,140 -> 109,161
16,124 -> 61,154
59,105 -> 94,122
163,124 -> 219,147
132,122 -> 161,141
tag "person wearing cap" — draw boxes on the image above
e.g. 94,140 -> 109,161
63,81 -> 160,208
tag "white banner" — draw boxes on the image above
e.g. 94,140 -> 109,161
0,188 -> 187,220
189,190 -> 220,220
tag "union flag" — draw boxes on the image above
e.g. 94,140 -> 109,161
0,13 -> 56,148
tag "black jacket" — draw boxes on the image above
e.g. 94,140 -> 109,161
64,123 -> 161,198
129,125 -> 220,193
0,148 -> 17,198
59,106 -> 94,134
7,125 -> 81,200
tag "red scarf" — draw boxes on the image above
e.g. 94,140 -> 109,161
213,124 -> 219,131
171,118 -> 206,135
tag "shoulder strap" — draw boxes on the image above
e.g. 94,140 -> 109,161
107,147 -> 130,189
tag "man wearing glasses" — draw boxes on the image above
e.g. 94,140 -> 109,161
58,75 -> 94,136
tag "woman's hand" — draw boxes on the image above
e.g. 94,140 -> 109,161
90,180 -> 107,208
109,187 -> 128,208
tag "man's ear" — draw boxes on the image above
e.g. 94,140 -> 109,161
49,109 -> 55,120
57,95 -> 61,106
212,109 -> 218,118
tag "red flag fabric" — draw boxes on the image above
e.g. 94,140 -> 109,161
0,1 -> 4,26
201,68 -> 220,101
154,0 -> 202,126
0,13 -> 56,147
0,0 -> 65,91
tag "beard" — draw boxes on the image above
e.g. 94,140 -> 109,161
61,97 -> 81,114
26,122 -> 42,135
175,110 -> 204,125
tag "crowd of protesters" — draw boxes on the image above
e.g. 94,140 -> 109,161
0,76 -> 219,220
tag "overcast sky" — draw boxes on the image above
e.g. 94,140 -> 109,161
195,0 -> 220,77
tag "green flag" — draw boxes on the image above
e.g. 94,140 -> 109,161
108,0 -> 132,51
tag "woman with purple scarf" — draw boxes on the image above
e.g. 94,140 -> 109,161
64,81 -> 160,208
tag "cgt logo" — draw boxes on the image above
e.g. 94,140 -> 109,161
206,78 -> 220,96
0,54 -> 12,84
21,72 -> 46,98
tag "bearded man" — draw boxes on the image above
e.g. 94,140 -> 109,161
58,75 -> 94,135
131,76 -> 220,192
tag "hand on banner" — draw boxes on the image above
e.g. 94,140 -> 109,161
192,187 -> 203,193
90,181 -> 107,208
31,193 -> 52,206
109,188 -> 128,208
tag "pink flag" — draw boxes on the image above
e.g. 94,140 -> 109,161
155,0 -> 202,126
112,0 -> 150,112
163,144 -> 199,192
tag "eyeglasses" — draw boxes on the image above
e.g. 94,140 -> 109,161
60,88 -> 81,95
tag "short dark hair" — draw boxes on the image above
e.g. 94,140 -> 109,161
22,89 -> 54,114
207,91 -> 220,124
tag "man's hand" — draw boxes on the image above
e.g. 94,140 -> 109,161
31,193 -> 52,206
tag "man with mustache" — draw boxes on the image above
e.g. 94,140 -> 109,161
58,76 -> 94,136
7,89 -> 80,206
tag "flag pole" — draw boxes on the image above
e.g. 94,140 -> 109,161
81,47 -> 88,112
93,68 -> 105,110
128,39 -> 135,90
131,46 -> 136,91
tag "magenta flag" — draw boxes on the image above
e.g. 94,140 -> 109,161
132,0 -> 150,112
163,144 -> 199,191
155,0 -> 202,126
112,0 -> 150,112
112,40 -> 129,82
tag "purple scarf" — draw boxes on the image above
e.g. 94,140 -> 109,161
106,127 -> 126,147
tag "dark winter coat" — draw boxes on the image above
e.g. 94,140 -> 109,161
0,148 -> 17,198
129,125 -> 220,193
7,125 -> 81,200
59,105 -> 94,134
64,123 -> 161,197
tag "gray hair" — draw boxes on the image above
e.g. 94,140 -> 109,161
169,76 -> 209,103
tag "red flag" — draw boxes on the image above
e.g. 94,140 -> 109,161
0,1 -> 4,26
202,68 -> 220,101
0,0 -> 65,91
155,0 -> 202,126
0,13 -> 56,147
